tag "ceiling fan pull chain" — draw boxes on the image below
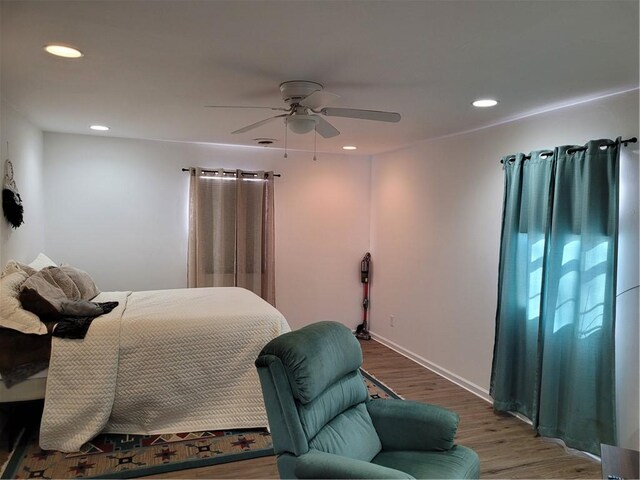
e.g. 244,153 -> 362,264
284,117 -> 288,158
313,127 -> 317,161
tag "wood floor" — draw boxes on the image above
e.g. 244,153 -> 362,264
146,339 -> 601,479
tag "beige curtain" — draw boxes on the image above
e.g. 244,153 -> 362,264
188,168 -> 276,305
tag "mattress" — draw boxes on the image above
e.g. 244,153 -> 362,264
0,369 -> 47,402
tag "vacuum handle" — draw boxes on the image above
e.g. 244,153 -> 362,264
360,253 -> 371,283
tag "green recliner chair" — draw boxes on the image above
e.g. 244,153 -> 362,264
255,321 -> 481,479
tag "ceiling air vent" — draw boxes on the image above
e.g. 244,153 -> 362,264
254,138 -> 277,146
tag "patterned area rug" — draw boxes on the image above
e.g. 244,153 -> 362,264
1,369 -> 398,479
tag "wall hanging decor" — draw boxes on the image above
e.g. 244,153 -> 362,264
3,150 -> 25,228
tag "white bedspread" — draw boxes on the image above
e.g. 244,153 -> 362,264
40,287 -> 290,452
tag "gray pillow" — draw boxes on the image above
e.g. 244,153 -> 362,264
26,267 -> 80,301
20,272 -> 68,312
19,266 -> 100,319
59,265 -> 100,300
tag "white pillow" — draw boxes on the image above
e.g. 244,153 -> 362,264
0,269 -> 48,335
28,253 -> 58,271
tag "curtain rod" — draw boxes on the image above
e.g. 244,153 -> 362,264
181,168 -> 281,177
500,137 -> 637,164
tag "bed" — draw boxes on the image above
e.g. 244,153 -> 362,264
1,260 -> 290,453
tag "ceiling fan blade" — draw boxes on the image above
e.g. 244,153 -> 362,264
206,105 -> 289,111
300,91 -> 340,109
320,107 -> 401,123
314,116 -> 340,138
232,114 -> 289,134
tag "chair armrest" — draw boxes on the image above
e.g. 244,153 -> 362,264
294,450 -> 414,479
366,398 -> 459,451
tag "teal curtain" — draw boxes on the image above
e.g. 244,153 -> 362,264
491,139 -> 620,455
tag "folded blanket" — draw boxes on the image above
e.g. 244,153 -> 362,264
53,301 -> 119,339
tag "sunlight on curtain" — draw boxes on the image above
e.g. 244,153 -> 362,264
526,237 -> 544,322
187,168 -> 276,305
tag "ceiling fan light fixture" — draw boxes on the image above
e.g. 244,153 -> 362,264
287,115 -> 318,134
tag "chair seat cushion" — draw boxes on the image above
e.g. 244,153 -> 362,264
372,446 -> 480,479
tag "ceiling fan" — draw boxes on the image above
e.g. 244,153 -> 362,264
206,80 -> 401,138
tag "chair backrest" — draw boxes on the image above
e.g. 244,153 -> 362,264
255,321 -> 382,462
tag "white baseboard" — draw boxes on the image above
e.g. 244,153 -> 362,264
369,330 -> 493,404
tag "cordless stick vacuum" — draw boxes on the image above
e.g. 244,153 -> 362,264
355,252 -> 371,340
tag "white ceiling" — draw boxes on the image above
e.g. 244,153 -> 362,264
1,0 -> 638,156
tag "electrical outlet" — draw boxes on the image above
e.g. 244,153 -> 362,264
390,315 -> 395,327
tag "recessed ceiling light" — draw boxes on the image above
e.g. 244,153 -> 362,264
44,44 -> 83,58
342,146 -> 357,150
472,99 -> 498,108
90,125 -> 110,131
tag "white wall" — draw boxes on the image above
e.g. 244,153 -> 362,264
0,101 -> 45,266
43,133 -> 371,330
615,137 -> 639,450
370,90 -> 639,449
